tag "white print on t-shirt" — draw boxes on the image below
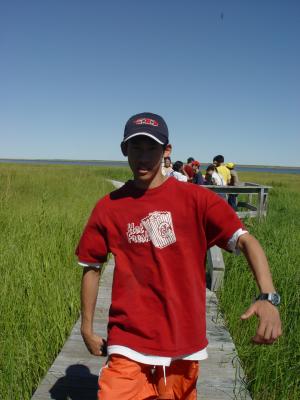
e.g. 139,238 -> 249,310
127,211 -> 176,249
127,223 -> 150,243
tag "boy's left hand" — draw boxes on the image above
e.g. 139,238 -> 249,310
241,300 -> 282,344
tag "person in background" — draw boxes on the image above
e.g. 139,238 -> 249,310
169,161 -> 188,182
226,162 -> 239,210
226,162 -> 239,186
213,155 -> 230,185
162,156 -> 173,176
204,165 -> 214,185
161,145 -> 173,176
205,164 -> 225,186
192,160 -> 204,185
183,157 -> 195,182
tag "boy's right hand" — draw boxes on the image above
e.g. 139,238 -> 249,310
81,331 -> 107,356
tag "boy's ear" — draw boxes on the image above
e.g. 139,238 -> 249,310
120,141 -> 128,156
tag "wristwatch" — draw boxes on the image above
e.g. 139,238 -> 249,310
256,292 -> 281,306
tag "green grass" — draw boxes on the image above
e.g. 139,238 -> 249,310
1,164 -> 299,399
218,172 -> 300,399
0,163 -> 123,399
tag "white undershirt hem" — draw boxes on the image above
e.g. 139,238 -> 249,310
107,345 -> 208,366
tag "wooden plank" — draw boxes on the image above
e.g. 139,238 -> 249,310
237,211 -> 260,218
206,246 -> 225,291
205,186 -> 270,194
257,187 -> 265,220
244,182 -> 272,188
237,201 -> 257,211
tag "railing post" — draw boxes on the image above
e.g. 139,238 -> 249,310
207,246 -> 225,291
257,187 -> 265,220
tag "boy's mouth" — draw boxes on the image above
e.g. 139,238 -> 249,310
137,167 -> 150,175
137,165 -> 150,173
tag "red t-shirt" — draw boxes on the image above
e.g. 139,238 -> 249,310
76,177 -> 243,357
183,164 -> 194,179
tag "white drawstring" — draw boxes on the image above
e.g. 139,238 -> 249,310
151,365 -> 167,386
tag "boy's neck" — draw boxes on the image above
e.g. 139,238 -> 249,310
133,173 -> 167,190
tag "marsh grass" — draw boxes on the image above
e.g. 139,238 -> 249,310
1,165 -> 299,399
218,172 -> 300,399
0,164 -> 120,399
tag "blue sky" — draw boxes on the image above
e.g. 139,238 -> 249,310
1,0 -> 299,166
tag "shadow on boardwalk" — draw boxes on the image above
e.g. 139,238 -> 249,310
49,365 -> 98,400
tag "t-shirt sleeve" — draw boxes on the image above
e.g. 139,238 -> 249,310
203,190 -> 244,250
75,201 -> 109,265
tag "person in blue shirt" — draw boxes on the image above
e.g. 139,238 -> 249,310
192,161 -> 204,185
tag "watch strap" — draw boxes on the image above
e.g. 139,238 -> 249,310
256,292 -> 280,306
256,293 -> 269,301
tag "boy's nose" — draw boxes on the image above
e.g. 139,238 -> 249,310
139,151 -> 152,163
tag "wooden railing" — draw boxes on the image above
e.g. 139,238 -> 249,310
206,183 -> 272,291
205,182 -> 271,220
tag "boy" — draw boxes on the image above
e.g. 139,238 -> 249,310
76,112 -> 281,400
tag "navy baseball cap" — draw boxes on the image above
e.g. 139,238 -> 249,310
123,112 -> 169,145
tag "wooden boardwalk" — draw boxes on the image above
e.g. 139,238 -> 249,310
32,257 -> 251,400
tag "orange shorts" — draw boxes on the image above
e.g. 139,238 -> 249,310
98,354 -> 199,400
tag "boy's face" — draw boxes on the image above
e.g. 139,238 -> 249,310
127,136 -> 164,183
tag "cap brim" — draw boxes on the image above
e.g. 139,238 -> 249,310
123,132 -> 164,145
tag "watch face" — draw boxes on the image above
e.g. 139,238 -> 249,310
271,293 -> 281,306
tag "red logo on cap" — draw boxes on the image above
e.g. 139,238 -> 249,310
134,118 -> 159,127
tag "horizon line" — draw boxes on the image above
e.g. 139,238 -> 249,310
0,158 -> 299,169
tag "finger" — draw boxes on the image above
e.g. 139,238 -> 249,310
252,333 -> 264,344
276,321 -> 283,338
252,324 -> 276,345
256,320 -> 267,339
241,305 -> 256,320
251,334 -> 274,345
264,324 -> 273,341
93,348 -> 103,356
272,325 -> 282,341
83,336 -> 103,356
251,320 -> 267,344
86,343 -> 102,356
100,339 -> 108,357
